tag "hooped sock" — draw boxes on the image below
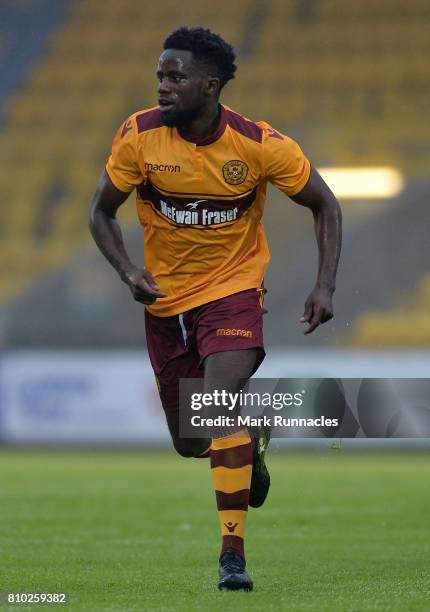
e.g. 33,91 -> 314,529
210,430 -> 253,560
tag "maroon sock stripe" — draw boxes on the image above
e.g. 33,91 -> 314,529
221,535 -> 244,560
211,424 -> 245,437
210,442 -> 253,469
215,489 -> 249,511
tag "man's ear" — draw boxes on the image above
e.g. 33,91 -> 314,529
206,77 -> 220,96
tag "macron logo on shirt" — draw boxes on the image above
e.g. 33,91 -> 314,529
145,162 -> 181,173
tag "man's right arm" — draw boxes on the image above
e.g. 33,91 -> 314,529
89,170 -> 166,304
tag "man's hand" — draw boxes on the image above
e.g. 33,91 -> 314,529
300,285 -> 334,335
291,167 -> 341,335
123,268 -> 167,305
89,172 -> 168,306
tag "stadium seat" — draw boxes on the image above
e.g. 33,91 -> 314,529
349,271 -> 430,347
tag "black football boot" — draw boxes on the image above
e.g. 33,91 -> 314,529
218,551 -> 253,592
249,424 -> 271,508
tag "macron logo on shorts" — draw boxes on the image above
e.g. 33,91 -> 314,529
216,328 -> 253,338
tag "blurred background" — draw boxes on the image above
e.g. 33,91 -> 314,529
0,0 -> 429,446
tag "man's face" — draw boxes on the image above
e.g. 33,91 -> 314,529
157,49 -> 209,127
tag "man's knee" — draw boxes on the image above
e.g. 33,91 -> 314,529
172,437 -> 210,458
172,441 -> 195,458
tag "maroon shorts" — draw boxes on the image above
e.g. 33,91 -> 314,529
145,288 -> 267,412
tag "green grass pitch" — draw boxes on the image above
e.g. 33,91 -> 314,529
1,449 -> 429,611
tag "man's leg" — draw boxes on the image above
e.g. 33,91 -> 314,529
204,349 -> 260,591
146,291 -> 268,590
144,308 -> 211,457
165,409 -> 210,458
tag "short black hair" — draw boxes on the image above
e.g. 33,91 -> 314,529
163,26 -> 237,90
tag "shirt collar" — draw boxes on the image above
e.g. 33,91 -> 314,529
177,105 -> 227,146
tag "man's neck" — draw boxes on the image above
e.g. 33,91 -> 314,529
178,103 -> 221,142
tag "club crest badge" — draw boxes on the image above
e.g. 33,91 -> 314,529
222,160 -> 248,185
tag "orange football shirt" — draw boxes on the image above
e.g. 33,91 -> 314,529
106,104 -> 310,316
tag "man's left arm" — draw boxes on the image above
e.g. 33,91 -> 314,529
290,166 -> 342,335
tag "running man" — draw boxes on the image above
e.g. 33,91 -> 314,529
89,26 -> 342,591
